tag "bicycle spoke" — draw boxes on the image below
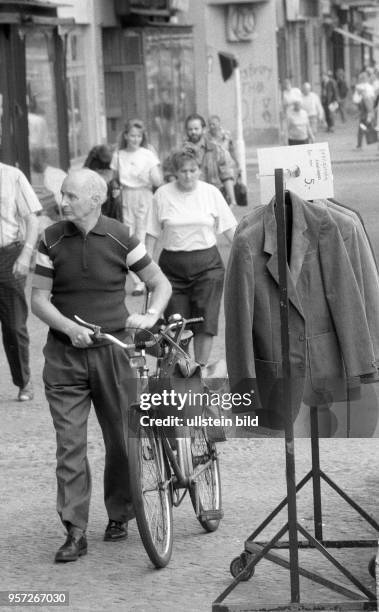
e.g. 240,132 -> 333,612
191,429 -> 218,511
137,429 -> 172,556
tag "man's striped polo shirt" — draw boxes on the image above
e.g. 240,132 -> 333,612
33,215 -> 151,342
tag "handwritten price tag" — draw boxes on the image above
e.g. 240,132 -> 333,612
257,142 -> 334,204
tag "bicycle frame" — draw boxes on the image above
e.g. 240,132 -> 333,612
132,401 -> 219,510
75,315 -> 220,513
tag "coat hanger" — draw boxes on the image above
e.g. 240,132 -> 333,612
256,165 -> 300,180
256,166 -> 300,209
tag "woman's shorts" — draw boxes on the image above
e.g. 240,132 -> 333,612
159,246 -> 225,336
121,187 -> 152,242
288,138 -> 309,146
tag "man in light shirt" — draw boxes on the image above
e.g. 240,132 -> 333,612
0,162 -> 41,401
301,82 -> 325,134
282,78 -> 302,114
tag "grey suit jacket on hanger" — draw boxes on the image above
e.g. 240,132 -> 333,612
224,191 -> 377,428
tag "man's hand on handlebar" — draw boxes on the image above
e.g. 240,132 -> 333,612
67,323 -> 94,349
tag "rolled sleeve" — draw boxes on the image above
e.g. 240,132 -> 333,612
146,193 -> 162,238
16,171 -> 42,217
32,234 -> 54,290
217,148 -> 235,183
126,237 -> 151,272
214,189 -> 237,234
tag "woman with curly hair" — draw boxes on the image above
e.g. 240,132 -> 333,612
145,149 -> 237,368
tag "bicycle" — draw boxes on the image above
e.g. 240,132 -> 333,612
75,313 -> 224,568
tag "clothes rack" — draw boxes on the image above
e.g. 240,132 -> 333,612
213,168 -> 378,611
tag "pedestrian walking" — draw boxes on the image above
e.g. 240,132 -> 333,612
31,168 -> 171,563
84,144 -> 123,222
111,118 -> 163,295
30,147 -> 66,219
146,149 -> 237,369
369,67 -> 379,97
336,68 -> 348,123
301,82 -> 324,134
286,99 -> 314,145
153,87 -> 174,158
321,71 -> 338,133
164,113 -> 237,206
0,162 -> 41,401
353,74 -> 376,149
282,78 -> 302,114
207,114 -> 238,168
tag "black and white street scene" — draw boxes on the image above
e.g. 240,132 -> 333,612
2,1 -> 379,611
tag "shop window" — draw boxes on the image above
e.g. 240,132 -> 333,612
121,32 -> 143,65
25,29 -> 66,218
144,29 -> 195,159
66,29 -> 90,162
25,30 -> 59,168
103,29 -> 145,145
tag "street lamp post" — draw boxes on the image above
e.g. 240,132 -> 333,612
218,51 -> 247,184
233,63 -> 247,184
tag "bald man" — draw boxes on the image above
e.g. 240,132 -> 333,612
31,169 -> 171,562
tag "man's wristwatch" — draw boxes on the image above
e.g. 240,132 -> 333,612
146,308 -> 158,316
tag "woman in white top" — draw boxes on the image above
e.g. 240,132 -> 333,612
111,118 -> 163,295
286,99 -> 314,145
146,150 -> 237,368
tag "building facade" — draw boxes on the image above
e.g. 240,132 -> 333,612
276,0 -> 323,93
55,0 -> 281,157
0,0 -> 70,176
3,0 -> 379,187
188,0 -> 280,146
57,0 -> 196,163
276,0 -> 379,94
326,0 -> 379,85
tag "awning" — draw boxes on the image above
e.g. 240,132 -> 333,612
0,0 -> 65,8
333,27 -> 377,47
207,0 -> 268,4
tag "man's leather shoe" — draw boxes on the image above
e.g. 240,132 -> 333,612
54,533 -> 87,562
104,520 -> 128,541
18,381 -> 34,401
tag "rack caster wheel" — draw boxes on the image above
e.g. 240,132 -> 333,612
230,551 -> 255,581
368,555 -> 376,578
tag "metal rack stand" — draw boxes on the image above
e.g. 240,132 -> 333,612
213,169 -> 378,611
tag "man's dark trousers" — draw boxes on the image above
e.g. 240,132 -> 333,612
0,243 -> 30,388
43,333 -> 136,531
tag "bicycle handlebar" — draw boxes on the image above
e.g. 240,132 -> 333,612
74,314 -> 203,353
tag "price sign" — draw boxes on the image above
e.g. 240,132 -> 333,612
257,142 -> 334,204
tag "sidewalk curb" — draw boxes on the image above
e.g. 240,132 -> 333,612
247,156 -> 379,168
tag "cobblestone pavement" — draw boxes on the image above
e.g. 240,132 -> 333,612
1,196 -> 379,611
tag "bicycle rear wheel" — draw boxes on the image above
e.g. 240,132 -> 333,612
183,426 -> 222,532
128,415 -> 173,568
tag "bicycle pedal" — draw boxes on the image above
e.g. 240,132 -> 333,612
199,509 -> 224,521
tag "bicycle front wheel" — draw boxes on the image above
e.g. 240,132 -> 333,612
128,415 -> 173,568
184,426 -> 222,532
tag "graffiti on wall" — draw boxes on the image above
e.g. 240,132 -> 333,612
241,62 -> 275,139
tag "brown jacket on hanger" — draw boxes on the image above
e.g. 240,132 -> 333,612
324,199 -> 379,365
224,191 -> 377,428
